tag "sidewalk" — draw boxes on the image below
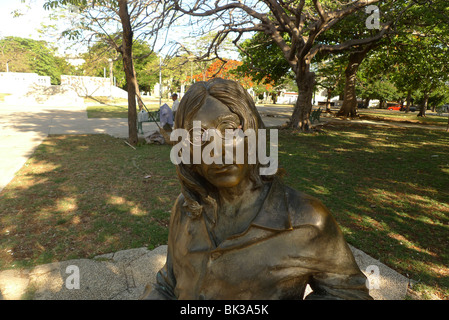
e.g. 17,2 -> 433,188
0,102 -> 412,300
0,102 -> 159,193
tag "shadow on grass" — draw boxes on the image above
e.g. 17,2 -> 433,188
85,96 -> 114,106
278,123 -> 449,298
0,135 -> 179,270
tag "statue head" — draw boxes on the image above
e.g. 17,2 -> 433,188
173,78 -> 271,218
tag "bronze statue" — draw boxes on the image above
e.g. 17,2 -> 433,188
143,78 -> 372,300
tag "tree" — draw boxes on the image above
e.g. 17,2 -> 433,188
357,0 -> 449,115
379,30 -> 449,116
188,59 -> 256,89
337,42 -> 381,117
402,37 -> 448,117
175,33 -> 237,83
173,0 -> 409,131
0,36 -> 74,84
81,38 -> 158,92
317,1 -> 414,118
44,0 -> 178,145
315,55 -> 346,111
235,32 -> 291,90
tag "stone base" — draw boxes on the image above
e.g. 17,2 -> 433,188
0,245 -> 410,300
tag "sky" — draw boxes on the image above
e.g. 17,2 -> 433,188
0,0 -> 186,57
0,0 -> 51,41
0,0 -> 242,60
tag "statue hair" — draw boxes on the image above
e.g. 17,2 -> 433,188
173,78 -> 273,220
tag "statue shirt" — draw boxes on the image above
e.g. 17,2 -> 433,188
146,178 -> 373,300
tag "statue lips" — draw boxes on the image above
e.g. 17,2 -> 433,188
200,163 -> 248,188
208,164 -> 235,174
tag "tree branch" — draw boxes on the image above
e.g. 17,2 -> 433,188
307,24 -> 391,61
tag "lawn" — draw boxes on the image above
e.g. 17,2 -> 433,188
0,135 -> 178,267
85,96 -> 169,118
279,123 -> 448,299
0,123 -> 448,299
358,110 -> 449,126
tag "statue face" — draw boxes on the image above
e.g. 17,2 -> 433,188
191,95 -> 250,188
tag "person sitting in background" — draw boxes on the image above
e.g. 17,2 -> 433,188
171,93 -> 180,120
159,103 -> 173,131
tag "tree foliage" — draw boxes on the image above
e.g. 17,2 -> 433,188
235,32 -> 291,87
81,38 -> 159,92
173,0 -> 416,130
0,36 -> 74,84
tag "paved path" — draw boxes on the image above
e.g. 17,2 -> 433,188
0,102 -> 415,300
0,102 -> 159,193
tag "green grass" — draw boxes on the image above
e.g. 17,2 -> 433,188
0,135 -> 178,269
359,110 -> 449,126
0,124 -> 448,299
279,123 -> 448,299
85,96 -> 169,118
86,104 -> 135,118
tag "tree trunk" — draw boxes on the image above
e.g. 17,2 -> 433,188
417,93 -> 429,117
363,97 -> 370,108
405,90 -> 411,113
133,63 -> 145,111
337,62 -> 358,117
118,0 -> 138,146
337,46 -> 373,118
290,70 -> 315,131
325,89 -> 333,112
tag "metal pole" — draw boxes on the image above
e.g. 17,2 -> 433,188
108,59 -> 113,98
109,59 -> 113,85
159,56 -> 162,107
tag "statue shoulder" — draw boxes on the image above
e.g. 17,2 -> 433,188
283,185 -> 335,231
169,193 -> 185,222
174,193 -> 185,208
171,193 -> 202,219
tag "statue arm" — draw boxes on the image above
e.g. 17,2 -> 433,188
144,250 -> 177,300
301,200 -> 372,300
305,269 -> 372,300
304,227 -> 373,300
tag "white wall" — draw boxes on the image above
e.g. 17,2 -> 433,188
0,72 -> 50,94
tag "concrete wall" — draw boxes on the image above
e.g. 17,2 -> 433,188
60,75 -> 128,99
0,72 -> 51,94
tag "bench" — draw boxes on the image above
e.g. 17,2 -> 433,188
310,107 -> 322,124
137,110 -> 159,134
